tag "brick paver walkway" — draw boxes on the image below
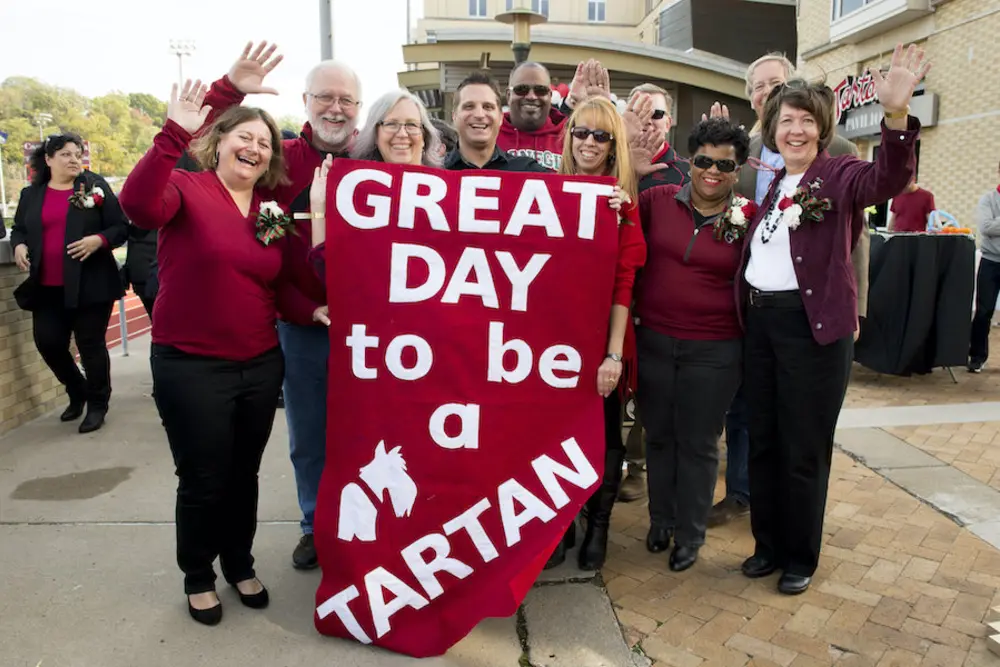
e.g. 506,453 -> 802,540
883,422 -> 1000,492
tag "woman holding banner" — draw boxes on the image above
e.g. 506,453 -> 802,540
120,80 -> 316,625
551,96 -> 646,571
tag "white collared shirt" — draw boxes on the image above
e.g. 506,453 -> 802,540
745,173 -> 804,291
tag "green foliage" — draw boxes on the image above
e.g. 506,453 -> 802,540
0,77 -> 165,204
276,114 -> 306,137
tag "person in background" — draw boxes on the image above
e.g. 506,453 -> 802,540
552,96 -> 645,571
498,62 -> 566,170
0,210 -> 7,239
430,118 -> 458,157
119,80 -> 319,625
709,52 -> 871,529
887,177 -> 936,233
10,133 -> 127,434
969,162 -> 1000,373
740,45 -> 928,595
124,225 -> 157,319
636,118 -> 750,572
200,42 -> 354,570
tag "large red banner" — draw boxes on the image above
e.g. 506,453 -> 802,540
313,160 -> 619,657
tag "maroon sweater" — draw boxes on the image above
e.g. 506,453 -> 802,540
120,120 -> 312,360
636,184 -> 743,340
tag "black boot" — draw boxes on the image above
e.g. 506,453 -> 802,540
544,520 -> 577,570
578,447 -> 625,571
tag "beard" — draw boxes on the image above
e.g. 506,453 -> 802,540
309,112 -> 354,150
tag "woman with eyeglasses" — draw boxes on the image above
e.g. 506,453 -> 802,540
635,117 -> 751,573
548,96 -> 646,571
738,45 -> 929,595
308,89 -> 442,273
10,133 -> 128,434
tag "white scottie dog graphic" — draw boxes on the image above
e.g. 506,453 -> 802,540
338,441 -> 418,542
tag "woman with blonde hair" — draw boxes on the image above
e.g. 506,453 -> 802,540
547,96 -> 646,570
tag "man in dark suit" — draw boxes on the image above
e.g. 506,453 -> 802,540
709,53 -> 871,528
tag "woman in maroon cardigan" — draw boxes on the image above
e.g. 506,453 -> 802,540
120,80 -> 314,625
738,44 -> 930,595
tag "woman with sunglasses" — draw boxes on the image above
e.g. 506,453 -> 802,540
739,45 -> 929,595
635,117 -> 751,573
550,96 -> 646,571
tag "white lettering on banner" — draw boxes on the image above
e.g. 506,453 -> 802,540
389,245 -> 549,311
458,176 -> 501,234
398,171 -> 450,231
337,168 -> 394,229
561,181 -> 615,240
334,167 -> 608,239
486,322 -> 582,387
429,403 -> 481,450
345,325 -> 433,381
318,437 -> 597,643
346,324 -> 379,379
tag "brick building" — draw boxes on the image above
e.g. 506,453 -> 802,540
797,0 -> 1000,226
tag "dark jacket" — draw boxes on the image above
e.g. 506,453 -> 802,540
11,171 -> 127,309
638,143 -> 690,193
444,146 -> 552,173
737,119 -> 919,345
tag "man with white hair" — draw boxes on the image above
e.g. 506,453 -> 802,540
202,42 -> 363,569
708,52 -> 870,528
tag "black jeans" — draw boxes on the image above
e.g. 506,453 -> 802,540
970,257 -> 1000,364
151,344 -> 284,594
636,326 -> 742,547
32,286 -> 114,409
744,299 -> 853,577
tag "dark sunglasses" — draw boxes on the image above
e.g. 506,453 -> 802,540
692,155 -> 738,173
512,84 -> 551,97
651,109 -> 667,120
570,127 -> 614,143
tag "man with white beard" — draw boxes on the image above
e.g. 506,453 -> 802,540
202,42 -> 362,570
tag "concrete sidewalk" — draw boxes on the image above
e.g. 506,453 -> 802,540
0,335 -> 641,667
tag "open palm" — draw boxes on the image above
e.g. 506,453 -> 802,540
167,80 -> 212,134
872,44 -> 931,113
228,41 -> 283,95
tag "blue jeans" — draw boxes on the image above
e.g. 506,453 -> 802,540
277,321 -> 329,535
724,384 -> 750,504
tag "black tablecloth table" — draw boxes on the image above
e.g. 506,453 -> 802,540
854,233 -> 976,376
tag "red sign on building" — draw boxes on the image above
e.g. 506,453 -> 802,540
23,140 -> 91,180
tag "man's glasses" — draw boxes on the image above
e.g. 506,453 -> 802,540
378,121 -> 423,136
307,93 -> 359,108
570,127 -> 613,143
511,84 -> 551,98
692,155 -> 738,173
651,110 -> 667,120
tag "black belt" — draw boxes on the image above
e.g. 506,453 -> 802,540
748,288 -> 803,308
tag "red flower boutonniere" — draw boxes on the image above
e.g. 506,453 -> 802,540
69,184 -> 105,210
777,178 -> 831,230
712,195 -> 758,244
255,201 -> 296,246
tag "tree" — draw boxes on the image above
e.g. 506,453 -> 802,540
277,114 -> 306,136
128,93 -> 167,125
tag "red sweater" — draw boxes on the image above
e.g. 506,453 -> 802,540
636,184 -> 742,340
120,120 -> 309,361
890,187 -> 935,233
497,108 -> 567,171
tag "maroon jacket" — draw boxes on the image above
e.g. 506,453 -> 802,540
737,118 -> 920,345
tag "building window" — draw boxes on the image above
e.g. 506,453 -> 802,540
832,0 -> 872,20
588,0 -> 606,22
507,0 -> 548,15
470,0 -> 488,18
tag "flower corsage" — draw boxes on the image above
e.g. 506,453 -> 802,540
255,201 -> 296,246
777,178 -> 831,230
69,184 -> 105,210
712,195 -> 758,244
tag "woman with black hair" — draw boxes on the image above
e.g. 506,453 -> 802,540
10,133 -> 127,433
635,118 -> 752,572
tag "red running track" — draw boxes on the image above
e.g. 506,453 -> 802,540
106,291 -> 151,350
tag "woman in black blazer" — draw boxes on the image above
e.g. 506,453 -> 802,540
10,134 -> 127,433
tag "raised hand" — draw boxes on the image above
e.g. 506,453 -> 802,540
227,41 -> 284,95
700,101 -> 730,122
872,43 -> 931,114
310,154 -> 334,248
167,80 -> 212,134
584,61 -> 611,100
629,126 -> 669,178
567,61 -> 588,108
623,93 -> 652,144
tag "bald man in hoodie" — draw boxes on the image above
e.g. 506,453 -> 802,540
497,62 -> 565,171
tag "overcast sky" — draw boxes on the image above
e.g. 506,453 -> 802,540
0,0 -> 422,123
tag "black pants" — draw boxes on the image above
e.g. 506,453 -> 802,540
744,299 -> 853,577
132,281 -> 155,322
32,286 -> 114,409
636,326 -> 742,547
151,344 -> 284,594
970,257 -> 1000,364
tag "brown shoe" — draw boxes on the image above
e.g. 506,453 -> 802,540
707,496 -> 749,528
617,470 -> 647,502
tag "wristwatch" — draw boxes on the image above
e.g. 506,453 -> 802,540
883,106 -> 909,120
605,353 -> 623,362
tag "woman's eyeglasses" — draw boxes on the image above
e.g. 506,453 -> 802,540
570,127 -> 614,143
692,155 -> 738,173
511,84 -> 551,98
378,121 -> 423,136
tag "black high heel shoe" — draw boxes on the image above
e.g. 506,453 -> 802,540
188,595 -> 223,626
232,580 -> 270,609
544,522 -> 577,570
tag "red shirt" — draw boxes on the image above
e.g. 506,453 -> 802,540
39,188 -> 72,286
120,120 -> 309,361
637,184 -> 743,340
891,187 -> 935,233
